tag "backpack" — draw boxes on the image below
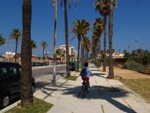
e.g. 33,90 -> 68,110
80,67 -> 87,76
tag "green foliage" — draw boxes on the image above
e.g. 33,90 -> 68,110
0,34 -> 6,45
124,49 -> 150,66
123,61 -> 146,72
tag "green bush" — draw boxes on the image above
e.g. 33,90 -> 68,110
123,61 -> 146,72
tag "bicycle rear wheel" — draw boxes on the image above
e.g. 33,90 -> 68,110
81,85 -> 87,97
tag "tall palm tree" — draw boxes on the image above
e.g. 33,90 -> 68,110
41,41 -> 48,59
93,18 -> 104,56
107,0 -> 117,79
61,0 -> 80,76
21,0 -> 33,107
91,32 -> 99,64
91,18 -> 104,65
9,28 -> 21,62
71,19 -> 90,70
83,36 -> 91,59
94,0 -> 110,72
63,0 -> 70,77
0,34 -> 6,46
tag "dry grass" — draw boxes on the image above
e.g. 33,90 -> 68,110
99,66 -> 150,102
120,78 -> 150,102
100,66 -> 150,79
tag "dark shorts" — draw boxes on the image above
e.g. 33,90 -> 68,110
81,76 -> 89,81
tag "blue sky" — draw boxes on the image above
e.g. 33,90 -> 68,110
0,0 -> 150,56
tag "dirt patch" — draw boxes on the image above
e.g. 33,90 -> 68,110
100,66 -> 150,79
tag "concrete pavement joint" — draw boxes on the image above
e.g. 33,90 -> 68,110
123,99 -> 137,113
43,79 -> 68,100
43,71 -> 78,100
101,104 -> 105,113
95,80 -> 97,84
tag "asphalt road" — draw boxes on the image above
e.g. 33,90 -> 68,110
32,65 -> 66,78
32,65 -> 66,90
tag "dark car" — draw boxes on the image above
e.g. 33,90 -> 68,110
0,62 -> 35,108
69,62 -> 76,71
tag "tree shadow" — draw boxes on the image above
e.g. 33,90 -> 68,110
61,85 -> 136,113
35,80 -> 66,95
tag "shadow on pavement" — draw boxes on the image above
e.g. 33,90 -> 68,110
61,85 -> 136,113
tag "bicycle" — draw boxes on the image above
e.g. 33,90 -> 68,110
81,80 -> 89,97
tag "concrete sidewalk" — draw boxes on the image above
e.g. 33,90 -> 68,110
34,64 -> 150,113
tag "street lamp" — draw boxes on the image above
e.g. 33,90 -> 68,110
44,51 -> 49,57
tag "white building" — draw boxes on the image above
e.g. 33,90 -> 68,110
57,45 -> 78,61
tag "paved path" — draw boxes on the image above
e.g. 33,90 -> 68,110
1,64 -> 150,113
35,64 -> 150,113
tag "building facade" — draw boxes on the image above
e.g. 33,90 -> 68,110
57,45 -> 78,61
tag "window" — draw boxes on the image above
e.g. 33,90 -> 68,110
0,67 -> 7,77
10,67 -> 18,76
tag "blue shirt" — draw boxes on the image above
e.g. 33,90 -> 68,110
85,67 -> 91,78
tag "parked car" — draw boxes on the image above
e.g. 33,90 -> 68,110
0,62 -> 35,108
69,62 -> 76,71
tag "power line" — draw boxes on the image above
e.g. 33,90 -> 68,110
115,0 -> 140,32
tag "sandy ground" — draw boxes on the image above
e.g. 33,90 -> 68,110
99,66 -> 150,79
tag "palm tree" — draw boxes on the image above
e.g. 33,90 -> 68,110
71,19 -> 90,70
31,40 -> 37,50
107,0 -> 117,79
83,36 -> 91,59
61,0 -> 80,76
91,32 -> 99,64
41,41 -> 48,59
9,28 -> 21,62
0,34 -> 6,46
93,18 -> 104,60
64,0 -> 70,77
91,18 -> 103,66
21,0 -> 33,107
56,48 -> 64,61
31,40 -> 37,61
94,0 -> 110,72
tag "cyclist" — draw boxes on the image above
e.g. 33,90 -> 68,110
80,62 -> 92,89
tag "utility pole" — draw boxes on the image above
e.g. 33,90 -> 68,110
52,0 -> 57,85
135,40 -> 139,49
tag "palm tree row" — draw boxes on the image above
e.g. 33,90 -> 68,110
0,29 -> 48,60
0,28 -> 22,62
94,0 -> 117,78
3,0 -> 117,108
92,18 -> 104,66
71,19 -> 90,70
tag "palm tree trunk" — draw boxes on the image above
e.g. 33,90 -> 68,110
77,37 -> 80,71
81,44 -> 84,68
87,51 -> 89,59
103,16 -> 107,72
107,1 -> 114,79
15,39 -> 18,62
21,0 -> 33,107
64,0 -> 70,77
